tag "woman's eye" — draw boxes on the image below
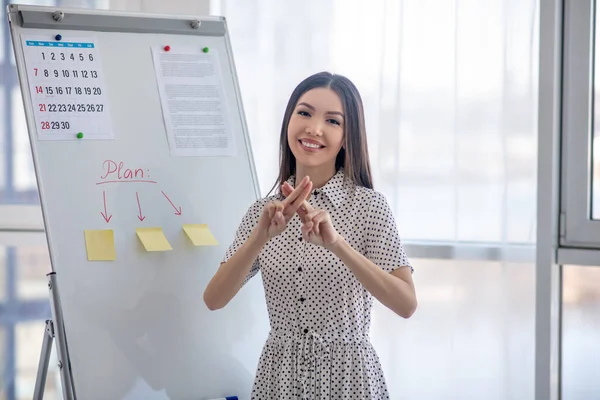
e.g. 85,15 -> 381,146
297,111 -> 310,117
328,119 -> 341,126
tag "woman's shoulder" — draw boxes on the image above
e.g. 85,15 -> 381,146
352,185 -> 391,208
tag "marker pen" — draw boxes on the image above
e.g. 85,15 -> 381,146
209,396 -> 238,400
207,397 -> 237,400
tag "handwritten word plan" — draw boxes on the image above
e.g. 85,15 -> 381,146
151,45 -> 236,157
20,36 -> 113,140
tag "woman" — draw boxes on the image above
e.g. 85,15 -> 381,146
203,71 -> 417,399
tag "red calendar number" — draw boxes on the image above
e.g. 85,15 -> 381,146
41,122 -> 50,130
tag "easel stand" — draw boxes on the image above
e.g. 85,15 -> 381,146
33,272 -> 76,400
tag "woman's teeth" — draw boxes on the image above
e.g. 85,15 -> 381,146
301,141 -> 321,149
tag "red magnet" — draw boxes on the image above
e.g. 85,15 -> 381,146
164,45 -> 171,51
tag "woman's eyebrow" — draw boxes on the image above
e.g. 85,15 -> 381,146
297,102 -> 344,118
297,102 -> 315,110
326,111 -> 344,118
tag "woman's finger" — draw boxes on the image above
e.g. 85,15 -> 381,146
283,183 -> 312,219
301,222 -> 313,241
304,210 -> 320,221
290,181 -> 313,211
281,181 -> 315,219
284,178 -> 310,203
301,221 -> 311,233
274,201 -> 284,212
281,176 -> 310,206
265,202 -> 275,219
311,210 -> 327,223
275,211 -> 285,227
288,185 -> 312,220
311,211 -> 328,235
282,181 -> 295,195
300,199 -> 315,214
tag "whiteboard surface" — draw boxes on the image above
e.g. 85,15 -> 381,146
8,5 -> 268,400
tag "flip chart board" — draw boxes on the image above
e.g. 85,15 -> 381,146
7,4 -> 268,400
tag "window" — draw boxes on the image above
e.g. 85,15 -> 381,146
222,0 -> 539,244
561,0 -> 600,247
1,0 -> 543,398
562,265 -> 600,400
16,321 -> 62,400
1,0 -> 41,206
217,1 -> 541,397
0,245 -> 53,400
371,258 -> 535,400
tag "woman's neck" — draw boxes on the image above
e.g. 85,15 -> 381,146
295,164 -> 337,189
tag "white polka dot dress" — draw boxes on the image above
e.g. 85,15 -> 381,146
222,168 -> 413,399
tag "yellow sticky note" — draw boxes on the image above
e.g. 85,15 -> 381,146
182,224 -> 219,246
136,227 -> 173,251
84,229 -> 116,261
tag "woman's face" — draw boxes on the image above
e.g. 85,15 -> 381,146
287,88 -> 345,171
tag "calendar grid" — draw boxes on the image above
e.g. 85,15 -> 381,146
21,35 -> 113,140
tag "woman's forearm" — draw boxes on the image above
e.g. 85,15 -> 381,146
328,238 -> 417,318
203,228 -> 268,310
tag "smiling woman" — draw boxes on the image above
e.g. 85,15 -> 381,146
203,71 -> 416,399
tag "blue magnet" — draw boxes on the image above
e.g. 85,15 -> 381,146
55,34 -> 62,41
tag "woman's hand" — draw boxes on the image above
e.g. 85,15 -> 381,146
254,176 -> 313,241
281,181 -> 340,248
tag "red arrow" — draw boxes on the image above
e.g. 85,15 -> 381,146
161,190 -> 182,215
136,192 -> 146,221
100,191 -> 112,223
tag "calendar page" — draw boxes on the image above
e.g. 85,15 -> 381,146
20,35 -> 113,140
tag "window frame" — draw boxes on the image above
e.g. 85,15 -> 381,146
0,206 -> 44,231
561,0 -> 600,248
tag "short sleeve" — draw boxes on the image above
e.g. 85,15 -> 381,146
365,192 -> 413,273
221,200 -> 263,285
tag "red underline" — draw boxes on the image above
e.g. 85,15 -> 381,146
96,180 -> 157,185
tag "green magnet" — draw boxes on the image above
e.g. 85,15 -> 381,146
76,132 -> 83,139
202,47 -> 209,53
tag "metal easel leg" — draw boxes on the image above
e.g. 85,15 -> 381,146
33,272 -> 77,400
33,319 -> 55,400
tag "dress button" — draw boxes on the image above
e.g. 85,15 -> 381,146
303,328 -> 308,334
298,237 -> 302,241
300,297 -> 305,302
297,267 -> 302,272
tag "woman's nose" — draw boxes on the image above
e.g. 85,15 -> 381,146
306,122 -> 324,136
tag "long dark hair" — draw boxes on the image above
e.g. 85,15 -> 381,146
269,71 -> 373,195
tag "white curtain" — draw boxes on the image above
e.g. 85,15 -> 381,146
220,1 -> 539,399
222,0 -> 539,245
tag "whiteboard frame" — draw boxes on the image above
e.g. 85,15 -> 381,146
7,3 -> 261,276
7,4 -> 263,399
